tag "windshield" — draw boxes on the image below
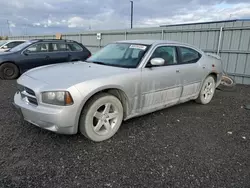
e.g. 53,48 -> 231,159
86,43 -> 150,68
9,40 -> 34,52
0,40 -> 7,46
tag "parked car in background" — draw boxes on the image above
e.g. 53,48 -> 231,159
0,39 -> 91,79
0,40 -> 26,52
13,40 -> 223,142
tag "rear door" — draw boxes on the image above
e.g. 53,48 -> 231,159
49,42 -> 70,63
176,46 -> 206,102
19,42 -> 51,71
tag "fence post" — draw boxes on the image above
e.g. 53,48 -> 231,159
79,33 -> 82,43
161,29 -> 164,40
99,36 -> 102,49
217,27 -> 223,55
125,31 -> 127,40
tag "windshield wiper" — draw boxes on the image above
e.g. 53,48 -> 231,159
86,61 -> 107,65
85,61 -> 135,68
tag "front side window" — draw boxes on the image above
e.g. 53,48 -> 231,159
25,43 -> 49,53
179,47 -> 201,64
6,42 -> 15,48
86,43 -> 150,68
149,46 -> 177,66
0,40 -> 7,47
6,41 -> 23,49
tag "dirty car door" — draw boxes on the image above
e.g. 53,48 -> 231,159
176,46 -> 205,102
140,45 -> 182,113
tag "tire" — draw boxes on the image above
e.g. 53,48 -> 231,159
0,63 -> 19,80
217,75 -> 236,92
79,93 -> 124,142
195,75 -> 216,105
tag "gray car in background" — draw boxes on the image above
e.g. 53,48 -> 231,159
13,40 -> 223,142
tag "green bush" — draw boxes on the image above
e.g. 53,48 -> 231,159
0,36 -> 8,40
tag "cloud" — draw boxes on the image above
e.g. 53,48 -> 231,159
0,0 -> 249,36
68,17 -> 85,28
140,2 -> 250,27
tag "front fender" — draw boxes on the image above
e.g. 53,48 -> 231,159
74,84 -> 130,130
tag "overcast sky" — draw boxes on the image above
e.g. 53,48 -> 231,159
0,0 -> 250,36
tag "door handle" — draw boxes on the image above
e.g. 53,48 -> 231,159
176,70 -> 180,73
45,55 -> 50,59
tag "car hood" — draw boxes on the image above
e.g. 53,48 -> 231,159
0,51 -> 16,56
23,61 -> 131,87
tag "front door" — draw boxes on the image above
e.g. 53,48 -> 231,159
19,42 -> 51,72
140,45 -> 182,114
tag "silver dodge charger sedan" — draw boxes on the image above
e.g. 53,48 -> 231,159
13,40 -> 223,142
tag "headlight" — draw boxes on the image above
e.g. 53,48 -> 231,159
41,91 -> 74,106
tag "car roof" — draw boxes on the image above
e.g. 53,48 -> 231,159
6,40 -> 26,42
116,39 -> 183,45
27,39 -> 78,43
115,39 -> 203,52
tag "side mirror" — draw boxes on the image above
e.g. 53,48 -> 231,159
3,46 -> 8,49
23,50 -> 29,56
150,58 -> 165,66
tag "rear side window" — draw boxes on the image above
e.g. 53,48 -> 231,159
67,43 -> 83,52
14,41 -> 25,46
179,47 -> 201,64
52,43 -> 69,52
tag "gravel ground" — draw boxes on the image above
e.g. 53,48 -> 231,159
0,80 -> 250,188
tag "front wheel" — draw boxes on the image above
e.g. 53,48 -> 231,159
195,75 -> 216,104
79,93 -> 124,142
0,63 -> 19,80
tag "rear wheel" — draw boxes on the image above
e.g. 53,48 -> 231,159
195,75 -> 216,104
0,63 -> 19,80
79,93 -> 124,142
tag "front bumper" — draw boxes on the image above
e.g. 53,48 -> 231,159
13,92 -> 78,135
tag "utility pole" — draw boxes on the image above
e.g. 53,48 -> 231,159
6,20 -> 11,36
25,24 -> 28,35
130,1 -> 133,29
